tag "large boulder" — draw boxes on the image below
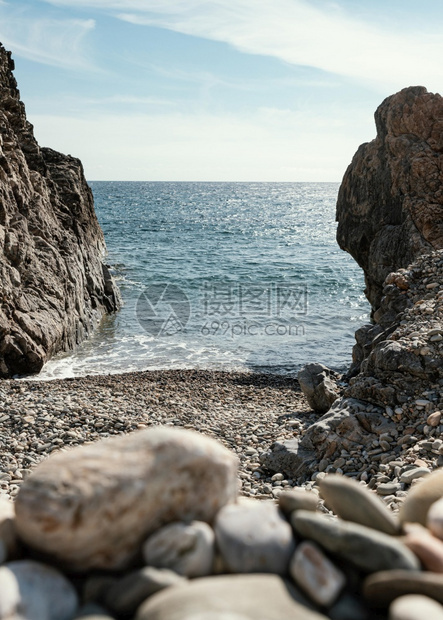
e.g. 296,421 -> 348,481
0,43 -> 119,376
14,427 -> 238,571
336,86 -> 443,312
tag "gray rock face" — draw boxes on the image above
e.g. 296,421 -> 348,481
297,363 -> 339,413
261,397 -> 393,481
0,560 -> 78,620
336,86 -> 443,312
136,574 -> 328,620
259,437 -> 316,481
214,499 -> 295,574
0,43 -> 119,376
14,427 -> 238,571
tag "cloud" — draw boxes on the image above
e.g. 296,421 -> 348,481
41,0 -> 443,91
0,5 -> 96,70
28,104 -> 371,182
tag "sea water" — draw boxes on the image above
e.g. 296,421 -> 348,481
37,182 -> 369,379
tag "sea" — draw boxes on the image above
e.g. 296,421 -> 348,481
36,182 -> 370,380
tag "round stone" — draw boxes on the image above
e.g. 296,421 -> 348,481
214,499 -> 295,574
142,521 -> 214,578
0,560 -> 78,620
14,427 -> 237,571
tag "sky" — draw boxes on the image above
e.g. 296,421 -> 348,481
1,1 -> 443,181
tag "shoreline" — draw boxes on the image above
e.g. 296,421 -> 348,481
0,368 -> 318,502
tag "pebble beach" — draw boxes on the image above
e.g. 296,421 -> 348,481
0,369 -> 318,502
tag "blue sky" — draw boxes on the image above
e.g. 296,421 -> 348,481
1,0 -> 442,181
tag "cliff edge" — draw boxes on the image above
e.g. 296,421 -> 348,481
262,87 -> 443,499
336,86 -> 443,313
0,43 -> 120,376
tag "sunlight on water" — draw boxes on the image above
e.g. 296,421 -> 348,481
36,182 -> 369,380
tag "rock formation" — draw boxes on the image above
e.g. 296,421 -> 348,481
0,43 -> 119,377
336,86 -> 443,313
263,87 -> 443,499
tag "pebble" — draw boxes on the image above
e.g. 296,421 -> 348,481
135,574 -> 329,620
214,499 -> 295,574
377,482 -> 401,496
389,595 -> 443,620
318,474 -> 400,535
14,427 -> 237,571
400,467 -> 431,485
364,570 -> 443,607
278,488 -> 318,516
291,510 -> 420,572
0,370 -> 312,502
142,521 -> 214,578
289,541 -> 346,607
0,560 -> 78,620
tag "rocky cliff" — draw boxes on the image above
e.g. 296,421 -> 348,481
336,86 -> 443,313
262,87 -> 443,502
0,43 -> 120,377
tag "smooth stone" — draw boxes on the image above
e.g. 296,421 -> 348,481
403,523 -> 443,572
318,474 -> 400,535
135,574 -> 329,620
289,541 -> 346,607
427,412 -> 442,427
291,510 -> 420,573
0,560 -> 78,620
364,570 -> 443,607
0,497 -> 17,563
400,467 -> 431,485
278,488 -> 318,516
104,567 -> 186,618
400,469 -> 443,526
389,594 -> 443,620
14,427 -> 238,571
427,497 -> 443,540
214,499 -> 295,574
142,521 -> 214,578
377,482 -> 401,496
